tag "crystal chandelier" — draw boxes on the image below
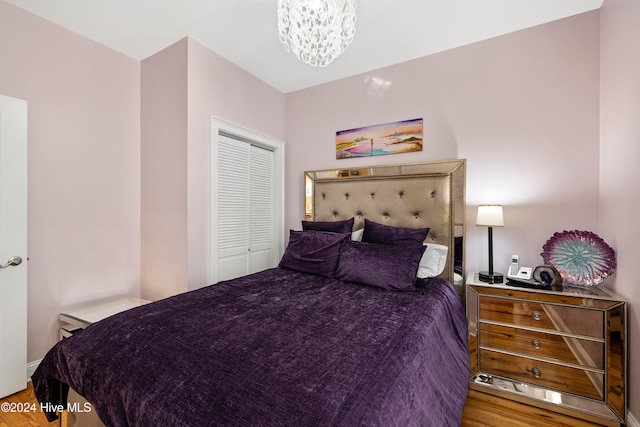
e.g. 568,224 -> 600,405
277,0 -> 358,67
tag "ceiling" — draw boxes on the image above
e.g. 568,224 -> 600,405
6,0 -> 603,93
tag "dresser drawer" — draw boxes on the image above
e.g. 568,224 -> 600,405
479,323 -> 604,369
480,349 -> 603,400
479,296 -> 604,338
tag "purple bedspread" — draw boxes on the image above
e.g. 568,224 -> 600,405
33,268 -> 469,426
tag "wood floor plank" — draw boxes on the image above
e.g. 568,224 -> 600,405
0,383 -> 62,427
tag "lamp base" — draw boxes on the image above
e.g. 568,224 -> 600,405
479,271 -> 504,284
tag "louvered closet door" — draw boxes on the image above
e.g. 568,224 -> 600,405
248,144 -> 274,274
216,135 -> 274,281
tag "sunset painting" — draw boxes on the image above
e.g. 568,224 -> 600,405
336,118 -> 423,159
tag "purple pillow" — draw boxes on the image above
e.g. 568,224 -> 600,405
279,230 -> 348,278
302,218 -> 354,234
335,240 -> 427,290
362,219 -> 429,248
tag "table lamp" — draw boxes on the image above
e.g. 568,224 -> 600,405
476,205 -> 504,283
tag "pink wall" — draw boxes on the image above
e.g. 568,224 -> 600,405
285,12 -> 601,277
140,37 -> 286,299
600,0 -> 640,417
140,39 -> 189,301
186,38 -> 286,290
0,1 -> 141,361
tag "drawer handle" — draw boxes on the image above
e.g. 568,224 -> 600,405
531,339 -> 541,349
529,367 -> 542,378
531,311 -> 542,321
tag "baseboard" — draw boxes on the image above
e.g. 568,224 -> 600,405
26,359 -> 41,381
629,411 -> 639,427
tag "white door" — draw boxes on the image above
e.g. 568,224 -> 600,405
247,144 -> 274,273
214,136 -> 275,281
216,135 -> 251,280
0,94 -> 28,398
210,118 -> 284,285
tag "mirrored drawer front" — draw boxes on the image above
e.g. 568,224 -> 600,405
479,323 -> 604,369
480,349 -> 604,400
479,297 -> 604,339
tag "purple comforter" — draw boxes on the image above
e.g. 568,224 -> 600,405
33,268 -> 469,426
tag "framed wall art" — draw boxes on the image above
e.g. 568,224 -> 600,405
336,118 -> 423,159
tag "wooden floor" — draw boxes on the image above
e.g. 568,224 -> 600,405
461,389 -> 603,426
0,383 -> 60,427
1,382 -> 603,427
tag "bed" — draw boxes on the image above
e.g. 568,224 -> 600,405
32,159 -> 469,426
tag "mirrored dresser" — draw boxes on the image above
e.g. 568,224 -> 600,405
467,274 -> 626,426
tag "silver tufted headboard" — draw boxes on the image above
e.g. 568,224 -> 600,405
305,160 -> 466,285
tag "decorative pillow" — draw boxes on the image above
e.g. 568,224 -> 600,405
302,218 -> 354,234
279,230 -> 348,278
417,243 -> 449,278
351,228 -> 364,241
362,219 -> 429,248
335,240 -> 426,290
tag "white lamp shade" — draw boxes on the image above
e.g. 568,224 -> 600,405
476,205 -> 504,227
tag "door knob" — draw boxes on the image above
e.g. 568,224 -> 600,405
0,256 -> 22,268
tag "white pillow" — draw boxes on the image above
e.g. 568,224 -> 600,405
417,243 -> 448,278
351,228 -> 364,241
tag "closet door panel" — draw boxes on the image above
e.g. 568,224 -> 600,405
248,145 -> 274,274
217,136 -> 250,280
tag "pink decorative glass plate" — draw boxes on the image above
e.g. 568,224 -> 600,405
541,230 -> 616,286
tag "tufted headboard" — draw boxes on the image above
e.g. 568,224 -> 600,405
305,160 -> 466,285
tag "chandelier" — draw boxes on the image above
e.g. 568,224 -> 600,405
277,0 -> 358,67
